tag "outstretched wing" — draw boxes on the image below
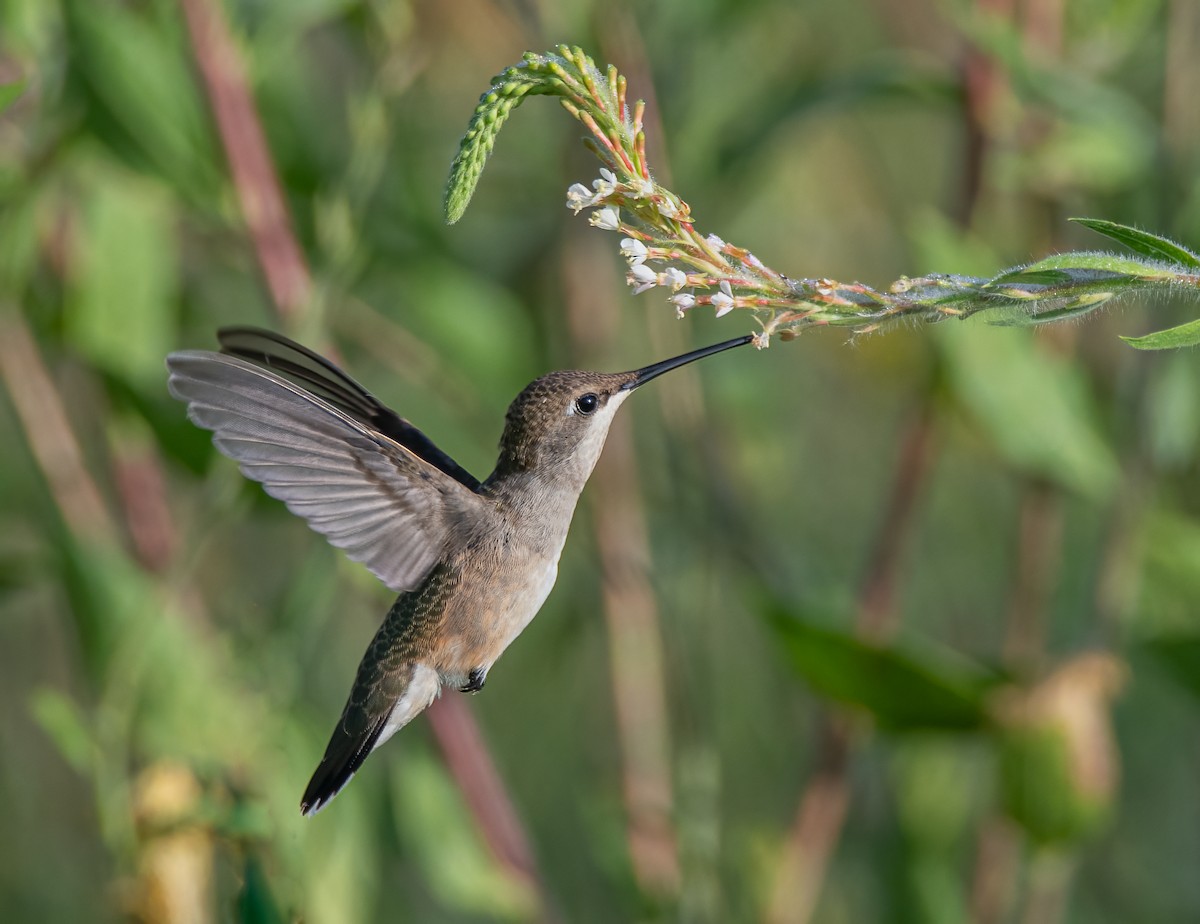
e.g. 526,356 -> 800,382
166,349 -> 484,593
216,327 -> 481,491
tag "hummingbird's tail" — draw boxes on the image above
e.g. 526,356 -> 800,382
300,716 -> 387,817
301,662 -> 442,816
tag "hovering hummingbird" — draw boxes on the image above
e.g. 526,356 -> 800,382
166,327 -> 752,814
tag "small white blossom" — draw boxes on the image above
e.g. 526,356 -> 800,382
620,238 -> 649,265
592,168 -> 617,199
590,207 -> 620,231
706,233 -> 726,250
670,292 -> 696,318
712,280 -> 735,318
657,198 -> 680,219
638,177 -> 655,198
566,182 -> 594,214
662,267 -> 688,291
628,263 -> 658,294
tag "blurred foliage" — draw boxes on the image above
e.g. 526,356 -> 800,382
2,0 -> 1200,922
766,606 -> 999,731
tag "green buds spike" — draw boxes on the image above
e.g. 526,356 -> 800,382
444,54 -> 562,224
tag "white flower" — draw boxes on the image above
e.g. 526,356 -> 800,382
711,280 -> 735,318
706,233 -> 726,250
670,292 -> 696,318
657,198 -> 679,219
590,207 -> 620,231
638,177 -> 655,198
620,238 -> 649,265
628,263 -> 658,294
592,168 -> 617,198
662,267 -> 688,291
566,183 -> 594,214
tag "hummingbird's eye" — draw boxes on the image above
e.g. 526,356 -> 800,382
574,393 -> 600,415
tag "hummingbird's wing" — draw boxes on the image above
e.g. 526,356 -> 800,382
166,350 -> 485,592
216,327 -> 481,491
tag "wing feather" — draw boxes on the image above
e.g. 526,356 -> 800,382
166,350 -> 483,592
215,327 -> 482,491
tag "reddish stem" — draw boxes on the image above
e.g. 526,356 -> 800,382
426,697 -> 550,910
0,314 -> 116,544
179,0 -> 311,322
579,111 -> 636,174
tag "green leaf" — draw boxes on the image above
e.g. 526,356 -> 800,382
64,0 -> 218,199
0,194 -> 39,292
1070,218 -> 1200,269
29,688 -> 94,775
391,748 -> 538,918
1146,356 -> 1200,468
1024,293 -> 1115,324
0,550 -> 35,593
1141,635 -> 1200,702
1136,509 -> 1200,635
237,853 -> 287,924
766,608 -> 996,730
1012,251 -> 1176,278
891,739 -> 978,850
937,325 -> 1118,498
987,268 -> 1073,287
978,293 -> 1117,327
1120,318 -> 1200,351
57,536 -> 152,681
65,169 -> 177,386
101,371 -> 215,476
0,79 -> 26,115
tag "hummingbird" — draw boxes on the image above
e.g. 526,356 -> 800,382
166,327 -> 752,815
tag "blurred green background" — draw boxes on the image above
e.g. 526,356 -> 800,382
3,0 -> 1200,921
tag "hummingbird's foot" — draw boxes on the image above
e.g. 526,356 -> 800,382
459,668 -> 487,693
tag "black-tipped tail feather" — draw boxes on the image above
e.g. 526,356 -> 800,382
300,714 -> 388,816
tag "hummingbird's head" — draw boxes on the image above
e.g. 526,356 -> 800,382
493,334 -> 755,485
494,370 -> 634,484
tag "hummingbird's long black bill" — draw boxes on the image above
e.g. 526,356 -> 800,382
620,334 -> 755,390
